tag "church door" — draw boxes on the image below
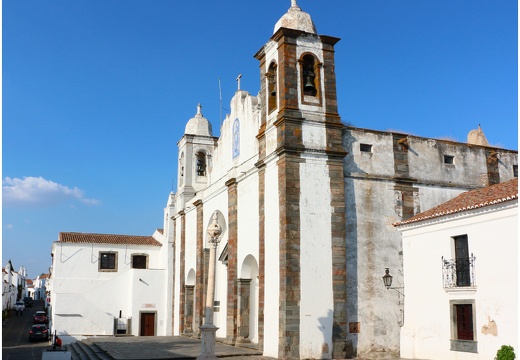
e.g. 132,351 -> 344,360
140,312 -> 155,336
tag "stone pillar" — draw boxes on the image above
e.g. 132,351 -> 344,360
236,278 -> 252,344
179,211 -> 186,334
195,199 -> 204,337
256,162 -> 266,350
486,150 -> 500,185
225,178 -> 238,345
184,285 -> 195,334
277,153 -> 302,360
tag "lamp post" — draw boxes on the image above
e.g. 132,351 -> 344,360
197,211 -> 222,360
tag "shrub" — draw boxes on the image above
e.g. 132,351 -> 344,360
496,345 -> 516,360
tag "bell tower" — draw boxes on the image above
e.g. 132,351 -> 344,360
254,1 -> 347,359
176,104 -> 217,209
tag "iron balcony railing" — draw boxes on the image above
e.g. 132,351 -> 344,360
442,254 -> 476,288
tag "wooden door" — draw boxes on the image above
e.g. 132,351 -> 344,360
140,312 -> 155,336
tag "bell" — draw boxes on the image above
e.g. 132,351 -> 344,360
304,76 -> 315,91
270,89 -> 276,96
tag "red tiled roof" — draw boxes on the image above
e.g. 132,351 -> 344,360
395,178 -> 518,226
59,232 -> 162,246
157,229 -> 164,235
26,279 -> 33,285
39,274 -> 50,279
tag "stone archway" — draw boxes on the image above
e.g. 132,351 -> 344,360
237,255 -> 259,344
185,268 -> 196,334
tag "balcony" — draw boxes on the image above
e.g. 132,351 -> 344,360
442,255 -> 476,289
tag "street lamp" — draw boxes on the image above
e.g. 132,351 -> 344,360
197,211 -> 222,360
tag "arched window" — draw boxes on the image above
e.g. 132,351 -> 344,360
267,62 -> 277,113
300,54 -> 322,99
232,118 -> 240,159
196,151 -> 206,176
179,152 -> 184,186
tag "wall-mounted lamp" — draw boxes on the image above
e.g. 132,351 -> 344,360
383,267 -> 405,327
382,268 -> 404,297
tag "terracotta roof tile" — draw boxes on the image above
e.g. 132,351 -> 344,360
59,232 -> 162,247
395,178 -> 518,226
157,229 -> 164,235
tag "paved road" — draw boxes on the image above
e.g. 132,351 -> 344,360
2,300 -> 54,360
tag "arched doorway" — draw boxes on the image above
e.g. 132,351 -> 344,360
185,268 -> 196,334
237,255 -> 259,344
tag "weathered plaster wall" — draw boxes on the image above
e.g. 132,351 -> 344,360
343,127 -> 517,358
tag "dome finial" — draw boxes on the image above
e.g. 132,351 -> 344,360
196,103 -> 203,116
274,0 -> 316,34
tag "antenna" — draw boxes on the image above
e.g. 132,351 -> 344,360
218,77 -> 223,128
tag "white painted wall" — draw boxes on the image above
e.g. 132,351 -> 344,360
399,201 -> 518,360
51,239 -> 168,336
299,154 -> 334,359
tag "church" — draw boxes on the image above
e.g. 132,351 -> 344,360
164,1 -> 517,359
48,1 -> 517,359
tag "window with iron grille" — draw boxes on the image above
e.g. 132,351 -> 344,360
442,235 -> 476,289
454,235 -> 470,286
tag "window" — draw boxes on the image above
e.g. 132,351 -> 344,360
513,165 -> 518,177
232,119 -> 240,159
444,155 -> 454,164
99,252 -> 117,271
454,235 -> 470,286
302,54 -> 317,97
360,143 -> 372,153
196,152 -> 206,176
132,255 -> 148,269
267,62 -> 277,113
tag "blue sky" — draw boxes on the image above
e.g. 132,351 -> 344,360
3,0 -> 518,278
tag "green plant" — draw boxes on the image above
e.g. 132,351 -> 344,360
496,345 -> 516,360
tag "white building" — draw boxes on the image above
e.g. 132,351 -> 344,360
49,230 -> 173,337
33,274 -> 50,301
395,178 -> 518,360
2,262 -> 15,311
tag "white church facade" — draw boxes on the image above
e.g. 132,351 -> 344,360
165,3 -> 517,359
49,2 -> 518,359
